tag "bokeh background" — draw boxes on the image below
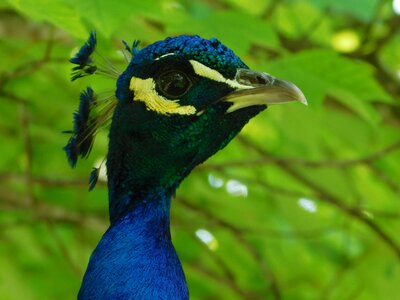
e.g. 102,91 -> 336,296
1,0 -> 400,299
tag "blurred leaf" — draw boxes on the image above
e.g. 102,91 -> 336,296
219,0 -> 270,15
7,0 -> 87,37
60,0 -> 160,38
307,0 -> 381,22
273,1 -> 334,46
264,49 -> 393,122
1,1 -> 400,299
166,10 -> 280,55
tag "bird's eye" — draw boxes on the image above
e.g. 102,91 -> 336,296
156,70 -> 192,99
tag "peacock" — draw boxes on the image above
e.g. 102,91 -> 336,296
64,32 -> 307,299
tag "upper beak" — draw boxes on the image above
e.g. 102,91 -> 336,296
223,69 -> 307,113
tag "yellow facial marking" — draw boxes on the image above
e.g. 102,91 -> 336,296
129,77 -> 197,116
189,60 -> 252,90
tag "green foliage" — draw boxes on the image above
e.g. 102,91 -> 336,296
265,49 -> 392,122
308,0 -> 380,22
166,9 -> 280,55
0,0 -> 399,299
7,0 -> 87,37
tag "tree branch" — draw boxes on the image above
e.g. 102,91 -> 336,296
201,139 -> 400,170
177,196 -> 282,300
238,136 -> 400,260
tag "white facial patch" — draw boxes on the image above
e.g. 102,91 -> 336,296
154,53 -> 176,61
129,77 -> 197,116
189,60 -> 252,90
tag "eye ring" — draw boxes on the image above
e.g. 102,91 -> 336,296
156,70 -> 192,99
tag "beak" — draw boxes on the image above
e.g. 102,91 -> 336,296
223,69 -> 307,113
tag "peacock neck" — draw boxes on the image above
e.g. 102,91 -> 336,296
78,192 -> 189,299
87,103 -> 190,298
106,103 -> 190,224
107,180 -> 175,224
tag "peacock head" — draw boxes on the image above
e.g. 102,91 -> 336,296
65,33 -> 306,220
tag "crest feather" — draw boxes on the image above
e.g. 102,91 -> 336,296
64,87 -> 97,167
89,167 -> 100,191
70,32 -> 97,81
65,32 -> 131,189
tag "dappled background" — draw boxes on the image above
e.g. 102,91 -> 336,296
1,0 -> 400,299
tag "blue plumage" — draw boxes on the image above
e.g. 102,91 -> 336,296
63,137 -> 78,167
133,35 -> 246,77
66,33 -> 305,299
78,194 -> 188,299
123,39 -> 141,57
70,31 -> 97,81
88,167 -> 99,191
64,87 -> 96,167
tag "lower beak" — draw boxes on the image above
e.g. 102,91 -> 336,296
223,69 -> 307,113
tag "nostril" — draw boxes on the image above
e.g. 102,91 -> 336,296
255,75 -> 268,85
235,69 -> 274,87
240,74 -> 258,85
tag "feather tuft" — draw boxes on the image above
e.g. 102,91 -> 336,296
64,87 -> 97,167
70,32 -> 97,81
65,33 -> 119,188
121,40 -> 140,63
64,137 -> 79,167
131,40 -> 140,57
64,88 -> 117,170
89,167 -> 100,191
122,40 -> 131,53
123,40 -> 140,56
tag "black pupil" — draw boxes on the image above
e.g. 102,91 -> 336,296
158,71 -> 191,98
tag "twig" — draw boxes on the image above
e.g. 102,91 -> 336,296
206,249 -> 262,300
359,0 -> 386,46
201,139 -> 400,170
0,91 -> 28,104
261,1 -> 279,19
44,221 -> 83,276
0,171 -> 107,188
19,101 -> 34,205
177,196 -> 281,300
0,26 -> 61,90
0,187 -> 107,230
188,261 -> 261,299
370,165 -> 400,197
318,252 -> 367,300
238,136 -> 400,260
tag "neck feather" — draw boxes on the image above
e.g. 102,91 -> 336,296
106,103 -> 191,223
79,195 -> 189,299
